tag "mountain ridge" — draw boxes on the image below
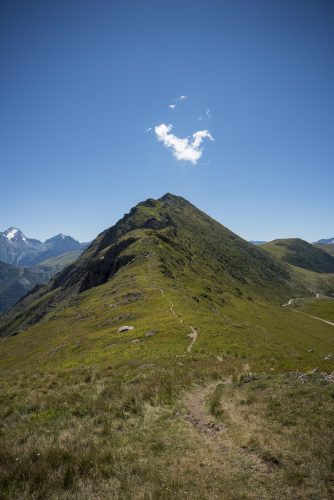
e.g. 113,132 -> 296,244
0,193 -> 305,337
262,238 -> 334,273
0,227 -> 88,267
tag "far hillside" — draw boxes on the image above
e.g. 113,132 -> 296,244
262,238 -> 334,273
314,243 -> 334,258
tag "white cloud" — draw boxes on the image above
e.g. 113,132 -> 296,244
154,123 -> 213,165
168,95 -> 188,109
198,107 -> 211,121
145,127 -> 152,132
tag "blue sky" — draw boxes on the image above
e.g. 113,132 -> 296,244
1,0 -> 333,243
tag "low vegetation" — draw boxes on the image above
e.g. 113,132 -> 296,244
0,194 -> 333,498
263,238 -> 334,273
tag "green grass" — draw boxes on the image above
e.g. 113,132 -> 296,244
263,238 -> 334,273
1,194 -> 334,498
315,243 -> 334,258
207,374 -> 334,498
289,296 -> 334,322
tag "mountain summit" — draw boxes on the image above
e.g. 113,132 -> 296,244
2,227 -> 27,243
0,193 -> 305,336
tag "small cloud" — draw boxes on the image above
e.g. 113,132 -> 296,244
145,127 -> 152,132
167,95 -> 188,109
198,107 -> 211,121
154,123 -> 213,165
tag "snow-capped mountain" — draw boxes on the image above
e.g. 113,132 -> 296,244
3,227 -> 27,242
0,227 -> 89,267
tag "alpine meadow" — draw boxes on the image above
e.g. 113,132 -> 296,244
1,194 -> 333,498
1,1 -> 334,499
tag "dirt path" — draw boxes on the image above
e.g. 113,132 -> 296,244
186,327 -> 198,353
184,382 -> 224,433
183,382 -> 275,474
283,293 -> 334,327
307,315 -> 334,327
140,239 -> 199,353
163,291 -> 198,352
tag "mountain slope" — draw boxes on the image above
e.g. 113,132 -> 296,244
1,194 -> 333,499
314,243 -> 334,258
0,194 -> 305,337
0,250 -> 86,315
32,251 -> 83,275
0,262 -> 50,314
262,238 -> 334,273
0,228 -> 88,267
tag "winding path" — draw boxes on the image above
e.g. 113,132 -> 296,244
283,293 -> 334,327
140,238 -> 199,353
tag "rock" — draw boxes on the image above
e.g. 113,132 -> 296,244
118,325 -> 134,332
324,354 -> 333,361
306,367 -> 318,374
145,329 -> 158,337
307,349 -> 314,353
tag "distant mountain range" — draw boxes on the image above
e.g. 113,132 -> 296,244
2,193 -> 304,336
249,240 -> 266,245
0,227 -> 88,267
314,237 -> 334,245
0,228 -> 89,314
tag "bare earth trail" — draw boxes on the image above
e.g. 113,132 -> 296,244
182,381 -> 278,481
283,293 -> 334,327
140,238 -> 199,353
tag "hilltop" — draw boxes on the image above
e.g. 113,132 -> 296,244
0,193 -> 305,337
0,194 -> 333,499
262,238 -> 334,273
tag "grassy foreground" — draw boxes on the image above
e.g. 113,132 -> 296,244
1,241 -> 334,498
1,196 -> 333,498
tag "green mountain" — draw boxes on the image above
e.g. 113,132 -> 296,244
1,194 -> 333,499
262,238 -> 334,273
314,243 -> 334,258
0,194 -> 305,337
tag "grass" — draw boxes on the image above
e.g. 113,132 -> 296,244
262,238 -> 334,273
289,296 -> 334,322
207,374 -> 334,498
1,194 -> 334,498
1,248 -> 333,497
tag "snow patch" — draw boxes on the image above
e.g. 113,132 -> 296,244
5,228 -> 19,240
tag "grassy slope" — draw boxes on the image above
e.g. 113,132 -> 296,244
0,195 -> 333,498
263,238 -> 334,273
315,243 -> 334,258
